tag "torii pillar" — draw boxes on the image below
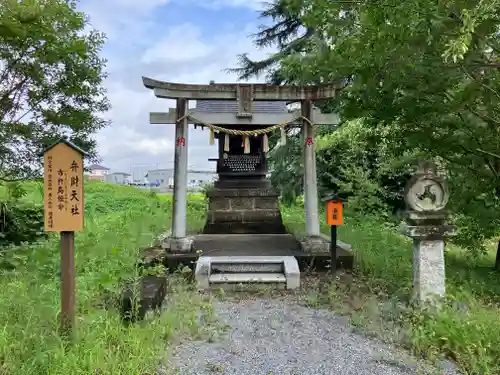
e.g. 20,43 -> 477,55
302,99 -> 320,235
142,77 -> 340,253
172,98 -> 189,243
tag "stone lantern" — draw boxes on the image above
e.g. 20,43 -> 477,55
400,161 -> 455,305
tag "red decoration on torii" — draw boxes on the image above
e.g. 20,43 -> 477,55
305,137 -> 314,146
176,137 -> 185,146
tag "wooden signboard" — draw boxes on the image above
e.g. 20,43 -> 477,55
326,200 -> 343,226
43,141 -> 84,232
41,138 -> 86,339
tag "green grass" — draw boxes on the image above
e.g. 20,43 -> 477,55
0,182 -> 209,375
2,184 -> 499,374
282,203 -> 500,375
339,218 -> 500,375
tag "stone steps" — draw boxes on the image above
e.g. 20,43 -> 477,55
209,273 -> 286,283
211,261 -> 283,273
195,256 -> 300,290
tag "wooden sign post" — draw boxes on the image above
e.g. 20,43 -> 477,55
324,195 -> 344,273
42,138 -> 86,339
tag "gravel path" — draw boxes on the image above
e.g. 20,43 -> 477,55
167,299 -> 459,375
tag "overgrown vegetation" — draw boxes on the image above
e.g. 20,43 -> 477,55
282,201 -> 500,375
233,0 -> 500,257
229,4 -> 500,371
0,182 -> 211,375
0,182 -> 45,251
3,182 -> 499,374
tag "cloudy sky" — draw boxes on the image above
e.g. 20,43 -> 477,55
78,0 -> 274,180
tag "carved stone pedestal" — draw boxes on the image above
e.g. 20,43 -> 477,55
204,179 -> 286,234
401,214 -> 455,304
163,236 -> 194,252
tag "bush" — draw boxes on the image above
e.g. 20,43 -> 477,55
0,182 -> 208,374
0,182 -> 46,248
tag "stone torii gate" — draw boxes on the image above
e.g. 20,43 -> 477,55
142,77 -> 341,255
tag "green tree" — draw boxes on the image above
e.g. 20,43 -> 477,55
286,0 -> 500,255
236,0 -> 500,259
228,0 -> 317,84
0,0 -> 109,181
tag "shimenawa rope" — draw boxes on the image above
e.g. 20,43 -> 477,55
176,112 -> 314,153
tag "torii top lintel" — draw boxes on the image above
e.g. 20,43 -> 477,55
142,76 -> 338,101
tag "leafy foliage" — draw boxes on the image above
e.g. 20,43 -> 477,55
226,0 -> 316,83
236,0 -> 500,254
0,0 -> 109,181
0,182 -> 45,252
267,129 -> 304,204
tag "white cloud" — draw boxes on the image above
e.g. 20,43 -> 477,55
141,24 -> 215,64
80,0 -> 162,42
81,1 -> 275,177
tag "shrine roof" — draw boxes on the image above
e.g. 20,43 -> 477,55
195,100 -> 287,114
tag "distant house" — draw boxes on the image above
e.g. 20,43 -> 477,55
105,172 -> 132,185
145,169 -> 216,190
86,164 -> 110,182
187,171 -> 216,190
145,169 -> 173,188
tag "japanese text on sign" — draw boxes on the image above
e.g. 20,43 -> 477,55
326,200 -> 343,226
69,160 -> 80,216
43,142 -> 84,232
47,155 -> 54,228
57,168 -> 65,211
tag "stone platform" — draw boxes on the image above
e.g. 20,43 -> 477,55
158,234 -> 353,272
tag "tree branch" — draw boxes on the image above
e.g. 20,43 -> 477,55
456,112 -> 499,177
461,65 -> 500,101
465,105 -> 500,128
476,148 -> 500,160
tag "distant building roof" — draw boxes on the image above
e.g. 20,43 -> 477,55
144,168 -> 173,178
109,172 -> 131,176
188,170 -> 216,174
88,164 -> 110,171
147,169 -> 173,173
144,169 -> 216,178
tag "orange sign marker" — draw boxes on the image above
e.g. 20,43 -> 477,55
326,200 -> 343,226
